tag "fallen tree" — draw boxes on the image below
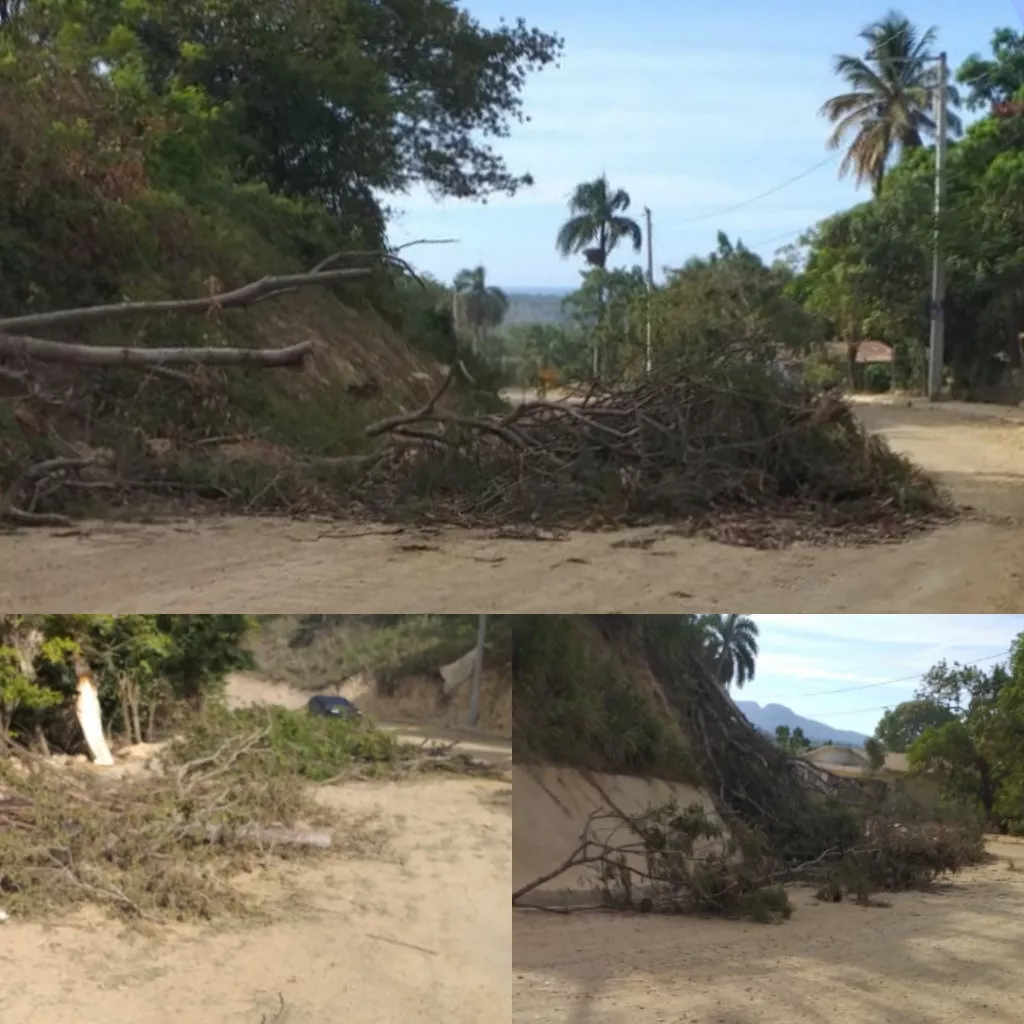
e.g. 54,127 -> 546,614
357,362 -> 953,547
0,702 -> 500,921
0,241 -> 450,527
511,797 -> 986,922
510,616 -> 988,922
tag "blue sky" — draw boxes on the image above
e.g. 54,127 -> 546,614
387,0 -> 1022,289
743,615 -> 1024,736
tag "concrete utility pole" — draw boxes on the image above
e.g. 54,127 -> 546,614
468,614 -> 487,728
927,51 -> 948,400
644,206 -> 654,375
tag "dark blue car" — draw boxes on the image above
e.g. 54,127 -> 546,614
306,695 -> 361,719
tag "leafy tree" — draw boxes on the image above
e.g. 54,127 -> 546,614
875,698 -> 956,752
907,657 -> 1020,826
555,175 -> 643,272
0,617 -> 63,750
956,28 -> 1024,110
820,10 -> 961,196
562,265 -> 648,375
863,736 -> 886,770
702,614 -> 760,690
454,266 -> 509,355
0,615 -> 256,753
775,724 -> 812,754
154,615 -> 256,704
7,0 -> 563,235
555,175 -> 643,375
655,233 -> 819,367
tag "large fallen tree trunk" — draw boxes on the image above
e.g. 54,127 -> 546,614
0,267 -> 373,333
0,333 -> 313,367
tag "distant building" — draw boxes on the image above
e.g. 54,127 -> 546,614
823,340 -> 894,365
798,744 -> 940,808
802,744 -> 907,778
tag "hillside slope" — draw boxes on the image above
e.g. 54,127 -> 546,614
240,615 -> 512,738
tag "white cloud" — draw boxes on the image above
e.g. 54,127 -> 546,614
754,651 -> 890,685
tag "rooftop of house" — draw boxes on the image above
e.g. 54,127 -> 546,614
802,745 -> 910,776
823,340 -> 894,364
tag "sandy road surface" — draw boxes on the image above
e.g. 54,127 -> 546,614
2,398 -> 1024,612
513,837 -> 1024,1024
0,775 -> 510,1024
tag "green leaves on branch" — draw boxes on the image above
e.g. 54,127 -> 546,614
903,651 -> 1024,830
0,614 -> 255,751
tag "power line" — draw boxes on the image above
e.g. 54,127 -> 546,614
756,649 -> 1010,701
664,154 -> 839,230
658,50 -> 1001,239
732,114 -> 1024,259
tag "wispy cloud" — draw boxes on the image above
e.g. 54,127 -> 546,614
388,1 -> 1002,287
742,615 -> 1024,733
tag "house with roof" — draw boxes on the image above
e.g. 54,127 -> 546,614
799,744 -> 940,808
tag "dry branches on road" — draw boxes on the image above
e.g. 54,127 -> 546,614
357,364 -> 954,547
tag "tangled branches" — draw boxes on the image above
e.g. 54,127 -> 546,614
512,797 -> 986,923
358,363 -> 953,547
0,705 -> 500,921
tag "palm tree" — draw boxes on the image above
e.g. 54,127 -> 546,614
555,175 -> 643,375
820,11 -> 962,196
453,266 -> 509,355
703,614 -> 760,689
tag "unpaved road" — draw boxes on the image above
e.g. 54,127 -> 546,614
0,775 -> 510,1024
2,397 -> 1023,612
513,837 -> 1024,1024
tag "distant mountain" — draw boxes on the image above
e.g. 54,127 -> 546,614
735,701 -> 869,748
501,290 -> 571,328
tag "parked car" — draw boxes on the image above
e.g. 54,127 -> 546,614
306,695 -> 361,719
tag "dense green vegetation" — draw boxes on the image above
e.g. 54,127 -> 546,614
873,645 -> 1024,832
433,12 -> 1024,403
512,613 -> 760,780
0,614 -> 256,749
0,0 -> 561,507
6,3 -> 1024,524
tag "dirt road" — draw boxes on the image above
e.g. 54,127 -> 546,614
3,398 -> 1023,611
0,775 -> 510,1024
513,838 -> 1024,1024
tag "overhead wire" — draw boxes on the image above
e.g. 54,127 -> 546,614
658,48 -> 1005,244
760,649 -> 1012,723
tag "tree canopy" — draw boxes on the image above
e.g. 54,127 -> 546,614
1,0 -> 563,249
903,649 -> 1024,830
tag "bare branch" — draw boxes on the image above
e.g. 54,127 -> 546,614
0,268 -> 372,333
0,333 -> 313,368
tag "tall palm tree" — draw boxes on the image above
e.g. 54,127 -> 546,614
820,11 -> 962,196
556,175 -> 643,375
703,614 -> 760,689
453,266 -> 509,355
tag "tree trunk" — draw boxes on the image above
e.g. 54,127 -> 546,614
977,756 -> 998,825
73,660 -> 114,766
0,332 -> 312,368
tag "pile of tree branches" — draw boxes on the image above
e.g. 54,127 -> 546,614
357,361 -> 953,547
511,796 -> 986,922
0,704 -> 500,921
509,617 -> 988,921
0,243 -> 449,527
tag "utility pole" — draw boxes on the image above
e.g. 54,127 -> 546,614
927,50 -> 948,400
644,206 -> 653,375
468,614 -> 486,728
